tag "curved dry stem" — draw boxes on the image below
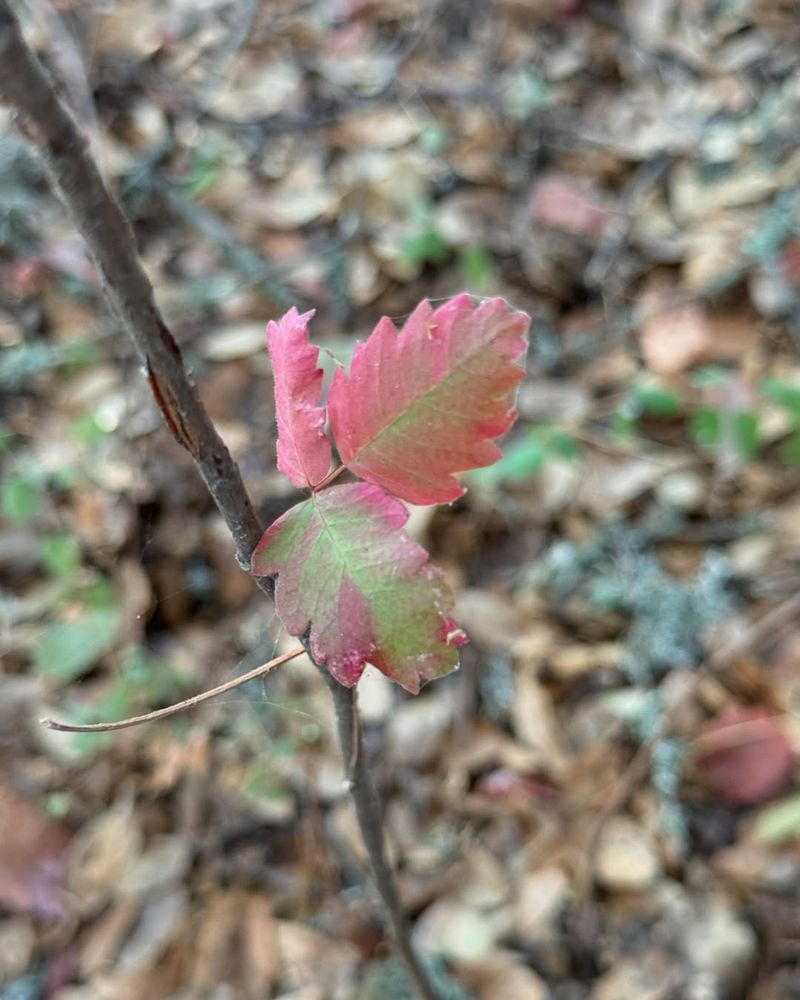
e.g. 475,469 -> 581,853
312,463 -> 347,492
41,646 -> 305,733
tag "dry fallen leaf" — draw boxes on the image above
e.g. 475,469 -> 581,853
412,896 -> 501,963
510,668 -> 570,777
594,816 -> 662,891
530,173 -> 613,239
276,920 -> 359,994
456,950 -> 550,1000
0,781 -> 69,917
513,865 -> 570,948
638,296 -> 711,376
67,799 -> 143,908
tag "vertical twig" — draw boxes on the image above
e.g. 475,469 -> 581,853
0,6 -> 441,997
322,675 -> 440,1000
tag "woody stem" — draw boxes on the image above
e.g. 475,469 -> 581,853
0,8 -> 441,998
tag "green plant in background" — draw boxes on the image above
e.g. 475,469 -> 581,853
466,367 -> 800,494
1,397 -> 111,530
688,366 -> 760,461
689,405 -> 759,459
612,380 -> 682,438
400,214 -> 449,267
240,755 -> 295,817
32,577 -> 121,684
612,370 -> 766,463
743,189 -> 799,265
180,143 -> 225,200
417,122 -> 448,157
40,533 -> 81,579
762,376 -> 800,464
1,463 -> 43,522
457,246 -> 494,290
472,422 -> 579,486
69,409 -> 110,448
27,548 -> 191,751
502,70 -> 552,120
68,647 -> 190,755
0,424 -> 188,746
0,338 -> 102,389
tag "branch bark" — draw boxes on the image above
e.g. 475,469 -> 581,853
0,6 -> 440,997
0,1 -> 262,574
323,677 -> 439,1000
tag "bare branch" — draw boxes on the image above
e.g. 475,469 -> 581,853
41,646 -> 305,733
0,0 -> 264,576
0,7 -> 442,995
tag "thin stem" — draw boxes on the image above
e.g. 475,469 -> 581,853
41,646 -> 304,733
321,673 -> 442,1000
0,10 -> 443,998
312,463 -> 346,492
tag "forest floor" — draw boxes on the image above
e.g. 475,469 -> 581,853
3,1 -> 800,998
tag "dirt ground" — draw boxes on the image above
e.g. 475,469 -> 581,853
2,1 -> 800,998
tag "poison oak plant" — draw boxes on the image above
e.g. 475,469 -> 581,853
42,296 -> 529,999
257,296 -> 529,693
0,6 -> 529,996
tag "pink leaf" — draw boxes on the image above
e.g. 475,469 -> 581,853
251,482 -> 467,693
267,308 -> 332,489
328,295 -> 529,505
695,706 -> 794,805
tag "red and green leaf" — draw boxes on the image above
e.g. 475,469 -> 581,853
251,483 -> 466,693
267,307 -> 331,489
258,294 -> 528,693
328,294 -> 529,505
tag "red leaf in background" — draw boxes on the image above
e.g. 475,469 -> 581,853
474,768 -> 561,808
0,781 -> 69,918
780,239 -> 800,287
328,295 -> 529,505
695,706 -> 794,805
267,308 -> 332,489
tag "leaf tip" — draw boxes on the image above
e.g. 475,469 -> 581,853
267,306 -> 332,489
440,618 -> 468,648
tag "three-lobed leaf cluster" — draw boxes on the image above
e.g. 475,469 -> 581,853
252,294 -> 530,694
